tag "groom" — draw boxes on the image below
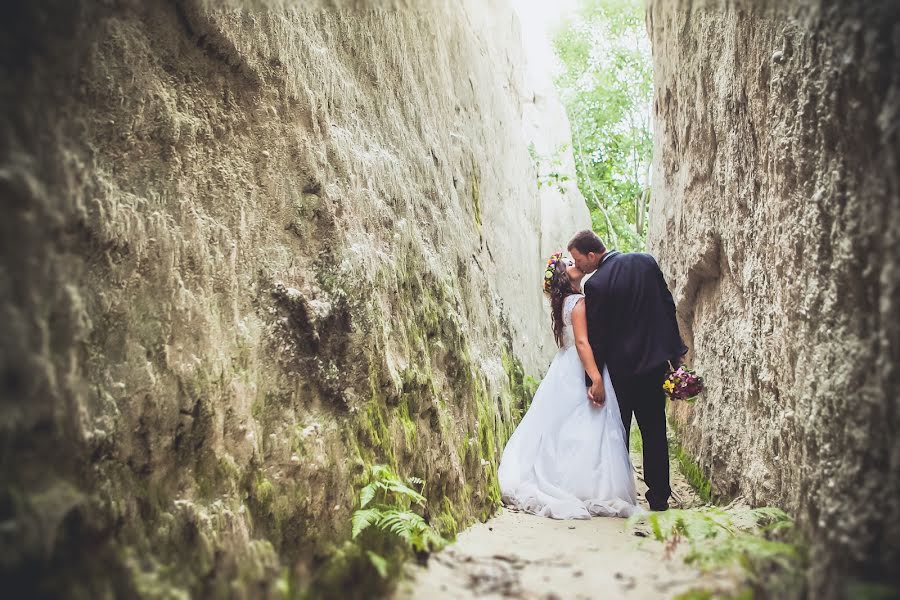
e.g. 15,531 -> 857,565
567,230 -> 688,511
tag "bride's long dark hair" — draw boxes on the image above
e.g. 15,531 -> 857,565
546,260 -> 576,348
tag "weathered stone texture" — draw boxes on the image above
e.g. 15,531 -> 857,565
647,0 -> 899,594
0,0 -> 587,595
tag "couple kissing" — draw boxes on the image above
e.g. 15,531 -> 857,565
498,230 -> 688,519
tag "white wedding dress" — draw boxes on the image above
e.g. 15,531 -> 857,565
498,293 -> 640,519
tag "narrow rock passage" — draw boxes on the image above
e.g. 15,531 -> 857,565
397,447 -> 724,599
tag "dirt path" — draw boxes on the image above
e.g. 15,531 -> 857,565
395,446 -> 722,599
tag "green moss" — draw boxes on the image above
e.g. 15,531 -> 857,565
281,251 -> 541,591
522,375 -> 539,399
501,347 -> 539,427
667,417 -> 724,505
396,400 -> 417,448
219,454 -> 241,480
309,540 -> 400,600
674,444 -> 714,504
250,397 -> 265,421
477,406 -> 495,461
255,478 -> 275,507
233,539 -> 280,593
434,497 -> 460,540
124,549 -> 193,600
196,451 -> 242,499
357,402 -> 395,463
274,568 -> 294,599
471,382 -> 502,518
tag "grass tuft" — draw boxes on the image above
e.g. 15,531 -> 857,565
629,506 -> 807,598
629,421 -> 643,454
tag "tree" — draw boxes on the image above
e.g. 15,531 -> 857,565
554,0 -> 653,252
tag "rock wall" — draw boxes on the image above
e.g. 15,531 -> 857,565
0,0 -> 588,596
647,0 -> 899,594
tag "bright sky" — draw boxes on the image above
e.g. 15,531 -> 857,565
512,0 -> 580,31
511,0 -> 581,87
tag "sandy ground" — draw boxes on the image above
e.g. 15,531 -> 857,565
395,446 -> 726,600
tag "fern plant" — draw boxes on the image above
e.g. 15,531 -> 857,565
628,506 -> 804,574
351,465 -> 447,578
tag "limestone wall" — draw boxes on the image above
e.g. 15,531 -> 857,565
647,0 -> 899,594
0,0 -> 588,595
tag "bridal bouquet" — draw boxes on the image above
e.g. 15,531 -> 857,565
663,362 -> 704,403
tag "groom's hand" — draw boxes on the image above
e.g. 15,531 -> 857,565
588,380 -> 605,407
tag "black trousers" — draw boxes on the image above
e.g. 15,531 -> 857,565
611,363 -> 672,509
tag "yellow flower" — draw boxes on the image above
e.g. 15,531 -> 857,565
662,380 -> 675,393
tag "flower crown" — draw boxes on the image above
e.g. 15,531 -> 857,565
543,251 -> 563,294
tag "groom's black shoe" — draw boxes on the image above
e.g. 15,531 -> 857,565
646,487 -> 671,511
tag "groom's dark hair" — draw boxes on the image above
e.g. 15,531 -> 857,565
567,230 -> 606,255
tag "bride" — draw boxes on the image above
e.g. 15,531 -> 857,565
498,252 -> 640,519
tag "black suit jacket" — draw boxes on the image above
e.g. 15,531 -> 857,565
583,251 -> 688,383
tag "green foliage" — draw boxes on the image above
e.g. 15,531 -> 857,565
357,465 -> 426,511
504,349 -> 541,426
659,426 -> 805,597
350,465 -> 447,578
667,417 -> 721,504
553,0 -> 653,252
628,507 -> 806,588
528,143 -> 573,195
254,477 -> 275,507
672,443 -> 714,504
629,421 -> 643,454
365,551 -> 389,579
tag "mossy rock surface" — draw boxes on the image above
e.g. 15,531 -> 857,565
0,1 -> 569,596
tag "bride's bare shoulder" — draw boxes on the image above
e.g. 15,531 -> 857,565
569,294 -> 586,314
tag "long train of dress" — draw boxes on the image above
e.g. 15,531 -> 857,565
498,295 -> 640,520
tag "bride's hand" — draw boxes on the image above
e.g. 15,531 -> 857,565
588,380 -> 605,407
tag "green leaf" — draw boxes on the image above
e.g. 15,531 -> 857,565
369,464 -> 394,480
366,551 -> 389,579
384,480 -> 426,506
628,507 -> 804,576
352,508 -> 380,538
552,0 -> 654,253
380,511 -> 418,537
359,482 -> 378,508
348,464 -> 447,557
649,513 -> 664,541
